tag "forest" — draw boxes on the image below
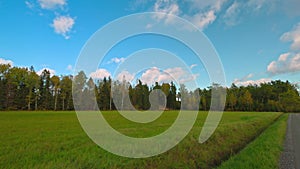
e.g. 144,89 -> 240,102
0,64 -> 299,112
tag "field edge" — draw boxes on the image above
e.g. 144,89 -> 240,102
217,113 -> 288,169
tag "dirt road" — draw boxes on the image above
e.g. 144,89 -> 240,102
280,114 -> 300,169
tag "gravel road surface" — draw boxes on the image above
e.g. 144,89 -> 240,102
280,114 -> 300,169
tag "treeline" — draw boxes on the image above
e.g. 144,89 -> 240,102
224,81 -> 300,112
0,64 -> 73,111
0,64 -> 300,112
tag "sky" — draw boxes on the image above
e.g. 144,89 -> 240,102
0,0 -> 299,88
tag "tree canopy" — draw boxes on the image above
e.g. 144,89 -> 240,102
0,64 -> 299,112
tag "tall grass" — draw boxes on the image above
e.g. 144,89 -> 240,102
217,114 -> 288,169
0,111 -> 282,168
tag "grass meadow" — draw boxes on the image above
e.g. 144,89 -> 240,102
0,111 -> 284,169
218,114 -> 288,169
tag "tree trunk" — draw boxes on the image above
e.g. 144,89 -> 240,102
54,94 -> 58,111
109,88 -> 111,111
28,89 -> 32,111
35,96 -> 38,110
28,95 -> 31,111
62,98 -> 65,111
54,88 -> 58,111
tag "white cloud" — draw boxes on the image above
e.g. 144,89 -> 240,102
222,0 -> 272,26
267,61 -> 277,73
267,52 -> 300,74
127,0 -> 149,11
109,57 -> 126,64
179,74 -> 199,83
188,10 -> 216,30
235,73 -> 254,82
151,0 -> 226,30
295,82 -> 300,88
25,1 -> 35,9
280,23 -> 300,51
146,23 -> 153,29
136,0 -> 278,30
188,0 -> 227,12
245,73 -> 254,80
154,0 -> 179,16
0,58 -> 13,66
51,16 -> 75,39
90,69 -> 111,79
190,64 -> 197,69
186,0 -> 226,29
38,0 -> 66,9
278,53 -> 290,61
149,0 -> 271,30
66,64 -> 73,71
266,23 -> 300,75
233,73 -> 271,86
233,78 -> 271,86
140,67 -> 199,84
37,68 -> 56,76
153,0 -> 180,24
116,70 -> 135,82
223,1 -> 240,26
246,0 -> 267,11
27,0 -> 76,39
140,67 -> 161,84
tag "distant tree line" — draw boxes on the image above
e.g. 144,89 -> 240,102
0,64 -> 300,112
224,81 -> 300,112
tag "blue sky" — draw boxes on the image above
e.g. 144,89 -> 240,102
0,0 -> 299,88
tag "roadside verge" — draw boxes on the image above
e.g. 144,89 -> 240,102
217,114 -> 288,169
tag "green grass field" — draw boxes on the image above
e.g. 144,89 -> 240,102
217,114 -> 288,169
0,111 -> 283,169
